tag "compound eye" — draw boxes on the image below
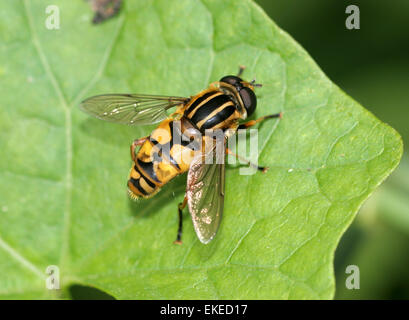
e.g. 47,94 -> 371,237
219,75 -> 242,86
239,87 -> 257,117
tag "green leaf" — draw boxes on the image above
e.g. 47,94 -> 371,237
0,0 -> 402,299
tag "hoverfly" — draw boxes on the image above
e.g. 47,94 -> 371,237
79,67 -> 282,244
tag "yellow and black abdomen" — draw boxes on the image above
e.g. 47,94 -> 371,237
128,161 -> 159,199
128,118 -> 200,199
184,89 -> 241,132
128,89 -> 241,199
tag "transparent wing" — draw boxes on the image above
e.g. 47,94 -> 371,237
186,142 -> 226,244
79,94 -> 189,125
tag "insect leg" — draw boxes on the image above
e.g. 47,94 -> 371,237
226,148 -> 269,173
174,196 -> 188,245
130,136 -> 149,161
238,112 -> 282,129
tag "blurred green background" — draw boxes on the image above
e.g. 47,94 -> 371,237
256,0 -> 409,299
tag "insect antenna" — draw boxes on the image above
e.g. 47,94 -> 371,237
250,79 -> 263,87
237,65 -> 246,77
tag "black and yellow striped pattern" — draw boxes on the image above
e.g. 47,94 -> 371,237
128,118 -> 200,199
128,89 -> 242,199
128,163 -> 158,199
184,90 -> 240,132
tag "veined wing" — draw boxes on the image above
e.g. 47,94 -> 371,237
79,94 -> 189,125
186,142 -> 226,244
